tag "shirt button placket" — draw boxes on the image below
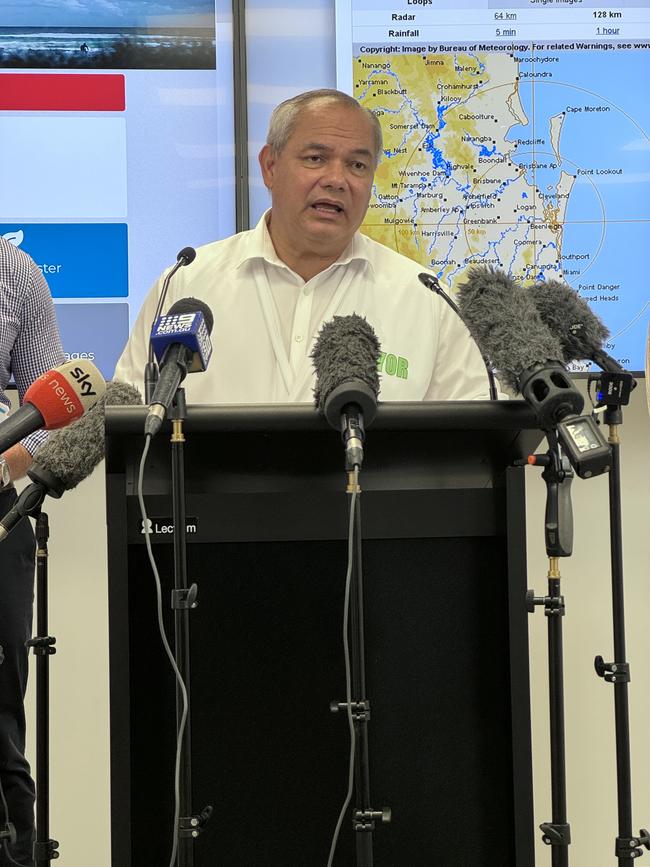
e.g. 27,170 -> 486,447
290,282 -> 314,372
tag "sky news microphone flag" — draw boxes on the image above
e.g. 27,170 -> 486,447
0,381 -> 142,541
0,359 -> 106,454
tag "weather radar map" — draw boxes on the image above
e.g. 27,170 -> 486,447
336,0 -> 650,372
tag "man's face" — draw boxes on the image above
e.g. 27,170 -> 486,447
259,102 -> 377,258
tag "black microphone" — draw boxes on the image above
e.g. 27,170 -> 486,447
312,314 -> 381,471
418,271 -> 498,400
456,266 -> 611,478
0,381 -> 142,541
145,247 -> 197,402
145,297 -> 214,437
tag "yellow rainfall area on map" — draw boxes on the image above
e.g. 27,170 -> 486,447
356,51 -> 572,286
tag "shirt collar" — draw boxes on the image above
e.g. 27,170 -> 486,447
235,209 -> 375,277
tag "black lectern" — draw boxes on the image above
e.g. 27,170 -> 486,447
105,402 -> 541,867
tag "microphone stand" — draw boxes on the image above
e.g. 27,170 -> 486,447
0,487 -> 61,864
21,508 -> 60,866
417,272 -> 498,399
29,511 -> 60,866
330,468 -> 391,866
589,372 -> 649,865
167,388 -> 212,866
522,433 -> 574,867
144,249 -> 195,403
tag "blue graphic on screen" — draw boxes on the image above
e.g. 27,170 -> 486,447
55,303 -> 130,380
0,1 -> 216,69
0,224 -> 128,298
0,0 -> 235,386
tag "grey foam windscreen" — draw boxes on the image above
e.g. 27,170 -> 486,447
456,266 -> 564,394
311,313 -> 381,415
166,296 -> 214,334
529,278 -> 609,363
35,380 -> 142,491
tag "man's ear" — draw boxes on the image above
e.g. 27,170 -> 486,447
258,145 -> 276,190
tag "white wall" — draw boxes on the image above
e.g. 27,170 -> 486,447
20,381 -> 650,866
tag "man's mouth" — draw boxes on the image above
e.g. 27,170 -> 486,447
311,201 -> 344,214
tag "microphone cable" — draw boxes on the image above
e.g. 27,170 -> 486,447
326,469 -> 359,867
137,433 -> 189,867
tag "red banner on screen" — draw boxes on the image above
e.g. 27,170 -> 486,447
0,73 -> 125,111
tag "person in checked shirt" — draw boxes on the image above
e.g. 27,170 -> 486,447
0,237 -> 64,867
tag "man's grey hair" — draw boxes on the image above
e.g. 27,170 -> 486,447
266,89 -> 384,167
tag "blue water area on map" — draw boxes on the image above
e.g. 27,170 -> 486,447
506,49 -> 650,369
423,132 -> 452,176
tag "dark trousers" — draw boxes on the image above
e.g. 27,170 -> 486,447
0,489 -> 36,867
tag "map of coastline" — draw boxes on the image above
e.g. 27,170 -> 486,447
353,42 -> 650,370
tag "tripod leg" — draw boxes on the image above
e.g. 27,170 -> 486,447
603,435 -> 636,866
349,497 -> 374,867
30,512 -> 60,867
547,574 -> 569,867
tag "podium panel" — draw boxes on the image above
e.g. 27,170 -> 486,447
106,402 -> 541,867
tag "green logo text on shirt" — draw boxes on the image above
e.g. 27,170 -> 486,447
377,352 -> 409,379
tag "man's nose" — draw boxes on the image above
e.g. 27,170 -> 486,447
320,161 -> 346,190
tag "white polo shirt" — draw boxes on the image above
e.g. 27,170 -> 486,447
114,213 -> 491,403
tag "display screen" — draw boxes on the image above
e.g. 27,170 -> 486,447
336,0 -> 650,373
0,0 -> 235,380
564,417 -> 603,454
2,0 -> 648,379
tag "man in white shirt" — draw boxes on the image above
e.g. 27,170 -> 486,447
114,89 -> 489,402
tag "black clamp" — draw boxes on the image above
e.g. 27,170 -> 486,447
0,822 -> 16,844
544,594 -> 565,618
172,584 -> 198,611
526,590 -> 565,617
540,822 -> 571,846
615,830 -> 650,859
594,656 -> 631,684
353,807 -> 392,832
179,805 -> 213,839
26,636 -> 57,656
330,699 -> 371,721
33,839 -> 60,860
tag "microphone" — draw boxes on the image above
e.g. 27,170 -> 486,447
418,271 -> 498,400
0,360 -> 106,455
529,277 -> 637,410
529,278 -> 632,376
145,297 -> 214,437
312,314 -> 381,471
145,247 -> 197,402
456,266 -> 611,478
0,381 -> 142,541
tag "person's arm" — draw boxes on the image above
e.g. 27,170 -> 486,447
2,443 -> 33,482
3,258 -> 65,480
